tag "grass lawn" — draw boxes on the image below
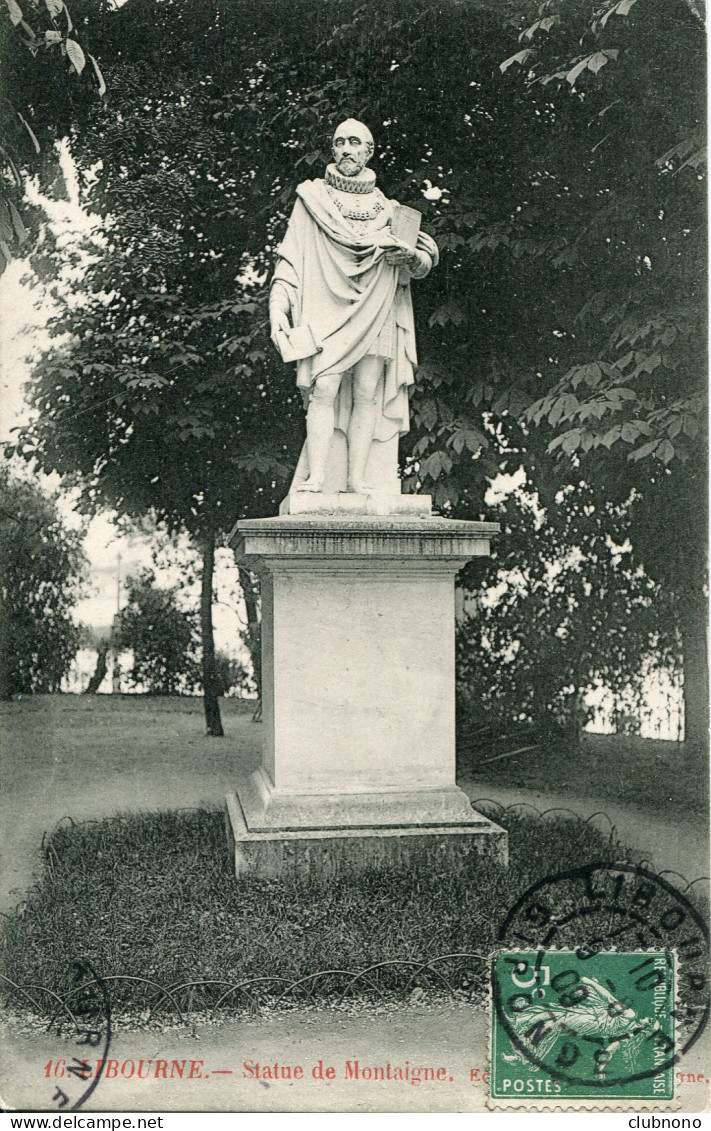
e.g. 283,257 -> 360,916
0,694 -> 260,800
1,806 -> 629,1021
460,731 -> 708,818
2,693 -> 702,821
2,694 -> 706,1023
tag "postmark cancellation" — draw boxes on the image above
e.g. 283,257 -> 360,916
490,949 -> 676,1104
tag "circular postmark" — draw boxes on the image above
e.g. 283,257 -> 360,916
42,957 -> 113,1112
491,862 -> 709,1096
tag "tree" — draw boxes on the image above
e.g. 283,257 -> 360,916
456,480 -> 679,756
0,0 -> 107,271
15,0 -> 704,739
0,465 -> 85,698
84,639 -> 109,694
498,0 -> 705,477
237,566 -> 262,701
214,650 -> 252,698
79,623 -> 111,693
112,568 -> 200,696
199,528 -> 222,732
497,0 -> 706,745
13,6 -> 307,731
18,177 -> 295,727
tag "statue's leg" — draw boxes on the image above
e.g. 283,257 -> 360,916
298,372 -> 342,492
347,355 -> 383,493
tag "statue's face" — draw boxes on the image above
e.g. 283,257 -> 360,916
332,122 -> 373,177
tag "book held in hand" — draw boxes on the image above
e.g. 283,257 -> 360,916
390,204 -> 422,248
276,323 -> 322,363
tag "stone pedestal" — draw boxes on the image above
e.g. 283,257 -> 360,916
227,504 -> 506,879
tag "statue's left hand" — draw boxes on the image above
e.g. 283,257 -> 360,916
381,235 -> 421,270
385,248 -> 420,268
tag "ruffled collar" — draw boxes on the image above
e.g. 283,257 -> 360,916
324,163 -> 377,195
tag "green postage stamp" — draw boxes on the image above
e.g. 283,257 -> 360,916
490,949 -> 676,1102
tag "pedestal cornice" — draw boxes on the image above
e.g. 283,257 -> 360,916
232,514 -> 499,564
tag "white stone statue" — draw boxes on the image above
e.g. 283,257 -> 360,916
269,118 -> 439,497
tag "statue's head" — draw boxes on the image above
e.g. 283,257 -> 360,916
332,119 -> 374,177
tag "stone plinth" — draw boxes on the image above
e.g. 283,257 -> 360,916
279,490 -> 432,518
227,512 -> 506,878
225,793 -> 507,882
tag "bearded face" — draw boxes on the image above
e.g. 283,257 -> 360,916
332,120 -> 374,177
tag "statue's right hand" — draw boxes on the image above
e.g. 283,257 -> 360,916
270,310 -> 291,351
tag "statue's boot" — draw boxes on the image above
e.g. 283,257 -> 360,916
297,398 -> 334,491
346,396 -> 377,494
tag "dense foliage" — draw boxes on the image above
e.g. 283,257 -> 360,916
457,481 -> 679,748
113,568 -> 200,695
22,0 -> 704,508
506,0 -> 705,469
213,650 -> 251,698
0,0 -> 107,270
0,467 -> 85,698
11,0 -> 705,739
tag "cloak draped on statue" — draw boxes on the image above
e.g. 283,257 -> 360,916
271,179 -> 439,492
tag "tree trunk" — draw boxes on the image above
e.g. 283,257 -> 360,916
237,564 -> 262,699
84,642 -> 109,694
200,531 -> 224,737
679,586 -> 708,751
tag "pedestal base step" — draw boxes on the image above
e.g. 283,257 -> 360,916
226,792 -> 508,881
238,768 -> 488,831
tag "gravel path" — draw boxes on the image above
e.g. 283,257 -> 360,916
1,1003 -> 709,1113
